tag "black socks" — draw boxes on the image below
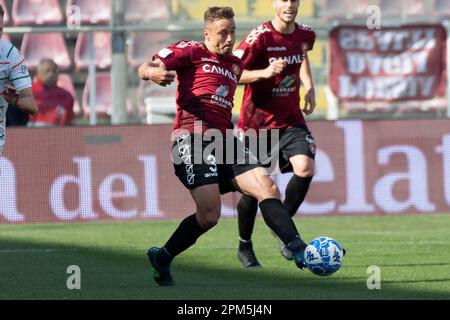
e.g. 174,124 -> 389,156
259,198 -> 300,245
157,214 -> 206,266
283,175 -> 313,216
237,195 -> 258,241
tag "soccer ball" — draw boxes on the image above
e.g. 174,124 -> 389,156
303,236 -> 344,276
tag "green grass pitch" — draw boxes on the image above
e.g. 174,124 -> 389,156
0,214 -> 449,300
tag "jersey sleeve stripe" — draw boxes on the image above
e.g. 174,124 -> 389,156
11,58 -> 25,70
6,45 -> 14,58
10,75 -> 31,82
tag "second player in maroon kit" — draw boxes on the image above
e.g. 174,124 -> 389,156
139,7 -> 310,286
233,0 -> 320,268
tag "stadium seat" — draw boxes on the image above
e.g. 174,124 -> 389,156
20,33 -> 72,71
321,0 -> 370,19
74,32 -> 112,70
172,0 -> 248,21
433,0 -> 450,17
66,0 -> 111,25
57,73 -> 81,115
136,79 -> 176,124
125,0 -> 171,23
82,72 -> 132,119
82,72 -> 112,118
128,32 -> 172,68
0,0 -> 11,25
12,0 -> 63,26
379,0 -> 424,17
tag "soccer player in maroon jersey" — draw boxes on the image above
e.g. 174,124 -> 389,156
138,7 -> 309,286
233,0 -> 319,268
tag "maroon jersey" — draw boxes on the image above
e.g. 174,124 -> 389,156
234,21 -> 315,131
153,40 -> 243,135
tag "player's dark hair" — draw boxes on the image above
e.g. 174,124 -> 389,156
0,5 -> 4,18
204,7 -> 234,24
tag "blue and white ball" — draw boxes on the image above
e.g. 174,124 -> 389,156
303,236 -> 344,276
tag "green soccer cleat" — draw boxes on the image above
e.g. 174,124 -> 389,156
147,247 -> 175,286
287,238 -> 308,270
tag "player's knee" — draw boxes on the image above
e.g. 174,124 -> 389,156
259,179 -> 281,200
196,208 -> 221,230
293,166 -> 315,177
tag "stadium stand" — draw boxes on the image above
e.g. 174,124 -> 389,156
1,0 -> 443,124
125,0 -> 171,23
82,72 -> 113,119
128,31 -> 172,69
20,32 -> 72,71
12,0 -> 63,26
82,72 -> 132,120
74,32 -> 111,70
66,0 -> 111,25
136,78 -> 177,123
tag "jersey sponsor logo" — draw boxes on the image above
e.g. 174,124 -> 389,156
158,48 -> 174,58
267,47 -> 287,52
273,74 -> 297,97
299,23 -> 313,31
279,75 -> 296,88
201,57 -> 220,64
211,85 -> 233,108
176,40 -> 198,49
244,24 -> 271,45
215,85 -> 229,97
269,54 -> 305,65
202,63 -> 238,83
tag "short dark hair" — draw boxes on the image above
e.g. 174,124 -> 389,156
0,5 -> 4,18
204,7 -> 234,24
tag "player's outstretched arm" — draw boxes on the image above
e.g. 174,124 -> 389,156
138,58 -> 175,87
2,85 -> 37,115
239,58 -> 287,84
300,55 -> 316,115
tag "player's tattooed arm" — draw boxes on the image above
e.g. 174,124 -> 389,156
239,58 -> 287,84
300,55 -> 316,115
138,59 -> 176,87
2,86 -> 37,115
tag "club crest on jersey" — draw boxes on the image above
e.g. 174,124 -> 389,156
232,64 -> 240,76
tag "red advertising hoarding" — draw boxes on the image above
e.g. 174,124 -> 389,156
1,119 -> 450,224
